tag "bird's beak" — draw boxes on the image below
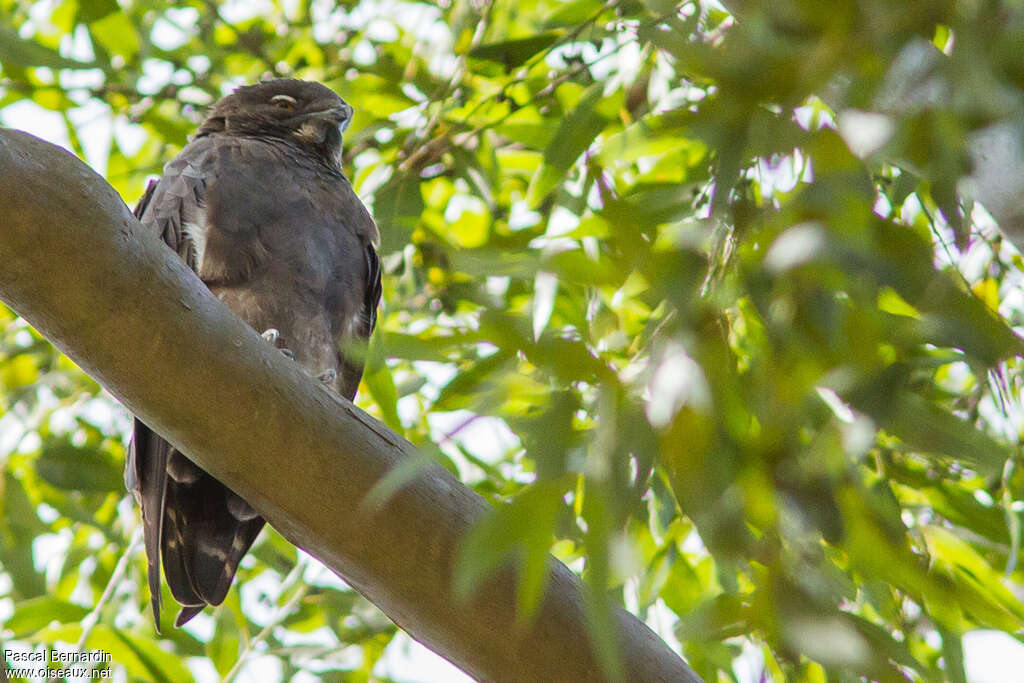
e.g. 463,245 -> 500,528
293,103 -> 353,147
337,103 -> 353,133
311,103 -> 353,133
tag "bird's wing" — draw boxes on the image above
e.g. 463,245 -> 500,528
336,180 -> 382,400
126,137 -> 265,630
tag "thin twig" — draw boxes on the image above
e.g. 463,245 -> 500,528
398,0 -> 495,171
398,0 -> 679,173
1002,452 -> 1022,577
222,557 -> 311,683
75,527 -> 143,652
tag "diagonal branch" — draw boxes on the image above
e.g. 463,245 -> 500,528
0,129 -> 700,683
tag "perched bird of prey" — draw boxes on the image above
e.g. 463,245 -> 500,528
124,79 -> 381,630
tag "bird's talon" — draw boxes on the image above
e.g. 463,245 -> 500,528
261,328 -> 295,359
318,369 -> 337,385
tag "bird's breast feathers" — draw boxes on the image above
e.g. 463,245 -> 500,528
173,135 -> 345,284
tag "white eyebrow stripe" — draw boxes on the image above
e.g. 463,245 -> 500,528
271,94 -> 297,105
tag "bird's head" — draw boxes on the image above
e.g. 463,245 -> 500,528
199,79 -> 353,167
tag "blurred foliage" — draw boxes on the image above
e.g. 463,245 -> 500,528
3,0 -> 1024,681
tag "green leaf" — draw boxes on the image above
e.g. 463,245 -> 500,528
1,352 -> 39,391
598,120 -> 697,165
35,440 -> 124,492
78,0 -> 119,23
379,331 -> 455,362
360,450 -> 436,513
109,626 -> 197,683
29,624 -> 195,683
923,525 -> 1024,630
5,597 -> 90,637
940,627 -> 968,683
494,119 -> 560,150
90,12 -> 140,61
468,33 -> 563,69
208,605 -> 242,676
374,171 -> 423,254
888,461 -> 1009,545
544,0 -> 606,28
917,292 -> 1024,365
0,25 -> 96,69
1,472 -> 47,598
363,332 -> 402,431
675,594 -> 748,641
448,200 -> 490,248
848,385 -> 1010,476
528,83 -> 622,205
454,480 -> 566,621
661,557 -> 714,618
433,351 -> 512,412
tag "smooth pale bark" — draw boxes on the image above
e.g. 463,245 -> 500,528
0,129 -> 701,683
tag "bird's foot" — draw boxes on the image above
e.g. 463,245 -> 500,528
317,369 -> 337,385
261,328 -> 296,360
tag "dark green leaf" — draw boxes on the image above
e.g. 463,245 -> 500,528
374,171 -> 424,254
35,440 -> 123,492
0,26 -> 97,69
468,33 -> 563,69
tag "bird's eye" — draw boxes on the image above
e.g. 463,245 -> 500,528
270,94 -> 297,110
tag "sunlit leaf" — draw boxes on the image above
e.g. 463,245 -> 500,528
454,479 -> 567,621
90,12 -> 140,61
528,83 -> 622,205
4,597 -> 89,637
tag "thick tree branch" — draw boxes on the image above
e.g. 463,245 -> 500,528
0,129 -> 700,683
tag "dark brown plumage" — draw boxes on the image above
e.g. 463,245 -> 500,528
124,79 -> 381,630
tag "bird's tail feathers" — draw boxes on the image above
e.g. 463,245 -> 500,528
160,460 -> 265,624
